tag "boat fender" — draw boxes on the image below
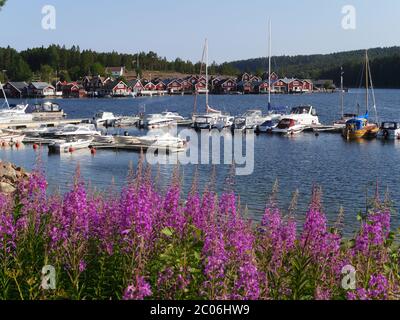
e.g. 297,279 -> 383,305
33,144 -> 39,150
69,147 -> 75,153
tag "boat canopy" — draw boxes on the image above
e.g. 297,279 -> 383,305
381,122 -> 400,130
346,118 -> 367,130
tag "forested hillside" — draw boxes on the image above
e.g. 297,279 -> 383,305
1,44 -> 399,88
228,47 -> 400,88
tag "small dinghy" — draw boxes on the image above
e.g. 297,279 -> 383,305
48,137 -> 93,153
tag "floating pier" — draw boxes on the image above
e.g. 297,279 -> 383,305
0,118 -> 88,130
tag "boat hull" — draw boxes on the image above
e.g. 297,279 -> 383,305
343,125 -> 379,140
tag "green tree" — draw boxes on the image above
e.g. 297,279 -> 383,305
14,59 -> 32,81
40,64 -> 54,82
0,0 -> 7,10
90,62 -> 105,76
58,70 -> 71,82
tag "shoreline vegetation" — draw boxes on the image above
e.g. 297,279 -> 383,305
1,45 -> 400,89
0,158 -> 399,300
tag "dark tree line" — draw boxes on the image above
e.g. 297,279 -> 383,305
1,44 -> 399,87
0,45 -> 240,83
228,46 -> 400,88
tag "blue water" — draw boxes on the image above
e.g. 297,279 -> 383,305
1,89 -> 400,235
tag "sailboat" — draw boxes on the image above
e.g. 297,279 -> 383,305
342,50 -> 379,140
257,20 -> 288,133
192,39 -> 226,130
333,67 -> 356,129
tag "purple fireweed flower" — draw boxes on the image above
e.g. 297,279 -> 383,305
202,224 -> 228,298
368,274 -> 389,300
185,192 -> 202,230
315,287 -> 332,300
16,170 -> 48,232
354,210 -> 391,255
261,208 -> 297,271
123,275 -> 152,300
0,194 -> 16,256
221,193 -> 260,300
161,185 -> 186,235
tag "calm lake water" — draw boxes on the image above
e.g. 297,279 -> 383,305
2,89 -> 400,235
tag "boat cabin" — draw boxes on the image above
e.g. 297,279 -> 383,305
290,106 -> 316,116
380,122 -> 400,130
346,118 -> 368,130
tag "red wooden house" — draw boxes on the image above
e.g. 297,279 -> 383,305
216,78 -> 237,94
195,80 -> 207,92
104,80 -> 131,96
180,79 -> 193,92
302,80 -> 313,93
155,81 -> 167,91
143,81 -> 156,91
167,79 -> 183,93
127,79 -> 144,94
288,79 -> 304,93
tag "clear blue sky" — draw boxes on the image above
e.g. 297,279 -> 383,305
0,0 -> 399,63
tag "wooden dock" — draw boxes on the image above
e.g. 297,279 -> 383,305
0,118 -> 88,130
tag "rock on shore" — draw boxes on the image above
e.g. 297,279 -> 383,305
0,161 -> 29,194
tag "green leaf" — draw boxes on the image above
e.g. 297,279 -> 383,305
161,227 -> 174,237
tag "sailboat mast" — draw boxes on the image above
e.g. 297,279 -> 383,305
340,67 -> 344,117
205,38 -> 209,108
268,19 -> 272,110
365,50 -> 369,114
0,81 -> 10,109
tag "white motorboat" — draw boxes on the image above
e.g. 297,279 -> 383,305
257,118 -> 278,133
0,104 -> 33,123
29,102 -> 66,120
53,124 -> 101,137
192,113 -> 220,130
377,122 -> 400,140
114,135 -> 141,145
93,135 -> 115,144
161,111 -> 185,121
212,115 -> 235,130
233,110 -> 268,130
116,116 -> 140,127
48,137 -> 93,153
23,124 -> 58,137
272,118 -> 306,135
92,112 -> 119,127
137,133 -> 187,149
142,114 -> 177,129
0,129 -> 25,143
0,82 -> 33,123
286,105 -> 320,127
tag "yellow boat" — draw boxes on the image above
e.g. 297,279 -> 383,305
343,117 -> 379,140
342,50 -> 379,141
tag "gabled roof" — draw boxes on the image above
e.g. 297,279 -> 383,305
104,80 -> 128,90
126,79 -> 143,87
30,82 -> 55,90
6,82 -> 28,92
